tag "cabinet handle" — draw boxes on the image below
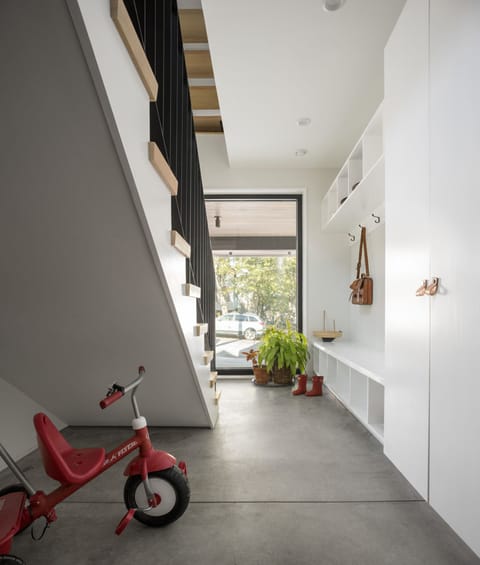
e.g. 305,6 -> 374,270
416,280 -> 428,296
425,277 -> 439,296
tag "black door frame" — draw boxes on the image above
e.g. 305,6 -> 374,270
205,193 -> 303,375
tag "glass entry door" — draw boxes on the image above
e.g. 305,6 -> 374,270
205,195 -> 302,373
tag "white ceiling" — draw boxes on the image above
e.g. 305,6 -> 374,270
205,199 -> 297,237
199,0 -> 406,169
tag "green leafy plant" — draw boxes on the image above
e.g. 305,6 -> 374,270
257,323 -> 309,377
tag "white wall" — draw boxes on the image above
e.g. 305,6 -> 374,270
0,378 -> 65,472
197,135 -> 350,346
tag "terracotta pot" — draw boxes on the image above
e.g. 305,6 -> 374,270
253,365 -> 270,385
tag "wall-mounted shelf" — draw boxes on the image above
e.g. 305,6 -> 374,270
322,103 -> 384,233
312,340 -> 385,443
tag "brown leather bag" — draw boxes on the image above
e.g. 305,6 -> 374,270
350,226 -> 373,305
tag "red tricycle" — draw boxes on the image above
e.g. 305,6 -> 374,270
0,367 -> 190,564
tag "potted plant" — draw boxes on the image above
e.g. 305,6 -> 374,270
257,323 -> 309,385
241,349 -> 270,385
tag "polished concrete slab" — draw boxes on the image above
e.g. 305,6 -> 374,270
1,382 -> 479,564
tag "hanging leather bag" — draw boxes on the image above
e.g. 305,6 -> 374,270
349,226 -> 373,305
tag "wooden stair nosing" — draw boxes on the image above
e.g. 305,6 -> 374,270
193,323 -> 208,336
182,284 -> 201,299
110,0 -> 158,101
209,371 -> 218,388
203,350 -> 214,365
148,142 -> 178,195
171,231 -> 191,258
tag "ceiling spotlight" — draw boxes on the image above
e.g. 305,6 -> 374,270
295,149 -> 308,157
214,215 -> 221,228
323,0 -> 346,12
297,117 -> 311,127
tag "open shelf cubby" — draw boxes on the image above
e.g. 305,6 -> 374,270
321,102 -> 384,233
312,340 -> 385,443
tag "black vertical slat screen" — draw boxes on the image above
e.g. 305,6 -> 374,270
124,0 -> 216,353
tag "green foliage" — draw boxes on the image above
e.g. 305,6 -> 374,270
214,256 -> 297,327
257,323 -> 309,376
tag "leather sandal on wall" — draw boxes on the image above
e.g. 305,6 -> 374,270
425,277 -> 439,296
416,280 -> 428,296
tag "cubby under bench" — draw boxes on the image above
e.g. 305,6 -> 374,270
312,340 -> 385,443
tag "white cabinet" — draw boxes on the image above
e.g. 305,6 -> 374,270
321,105 -> 385,234
384,0 -> 480,557
383,0 -> 430,500
428,0 -> 480,556
313,341 -> 385,443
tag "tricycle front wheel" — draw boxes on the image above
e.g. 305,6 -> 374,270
124,466 -> 190,527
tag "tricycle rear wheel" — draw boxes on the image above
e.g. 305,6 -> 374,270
0,555 -> 24,564
0,485 -> 29,534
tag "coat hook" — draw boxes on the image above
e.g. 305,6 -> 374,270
371,213 -> 380,223
348,232 -> 355,242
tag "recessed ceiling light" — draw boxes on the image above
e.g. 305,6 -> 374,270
297,117 -> 311,127
295,149 -> 308,157
323,0 -> 346,12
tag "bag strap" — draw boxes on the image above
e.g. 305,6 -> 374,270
356,227 -> 370,277
355,227 -> 364,278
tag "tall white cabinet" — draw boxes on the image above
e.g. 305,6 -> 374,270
383,0 -> 431,501
384,0 -> 480,557
428,0 -> 480,556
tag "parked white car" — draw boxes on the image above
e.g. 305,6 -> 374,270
215,313 -> 265,340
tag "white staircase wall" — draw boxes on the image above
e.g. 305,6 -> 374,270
0,0 -> 217,428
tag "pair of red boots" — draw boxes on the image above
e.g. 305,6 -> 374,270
292,375 -> 323,396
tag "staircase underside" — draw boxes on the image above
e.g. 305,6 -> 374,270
0,0 -> 213,427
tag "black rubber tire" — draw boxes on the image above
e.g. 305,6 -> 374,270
0,555 -> 24,564
0,485 -> 28,498
243,328 -> 256,340
124,466 -> 190,527
0,485 -> 29,534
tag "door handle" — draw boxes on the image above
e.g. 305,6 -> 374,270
425,277 -> 439,296
416,280 -> 428,296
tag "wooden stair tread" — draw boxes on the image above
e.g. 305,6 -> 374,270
182,284 -> 201,299
171,231 -> 191,258
203,350 -> 214,365
193,323 -> 208,336
214,390 -> 222,405
148,142 -> 178,195
110,0 -> 158,101
178,9 -> 208,43
209,371 -> 218,388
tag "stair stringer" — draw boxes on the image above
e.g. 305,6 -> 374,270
69,0 -> 218,426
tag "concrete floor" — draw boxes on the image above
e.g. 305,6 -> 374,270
1,381 -> 479,564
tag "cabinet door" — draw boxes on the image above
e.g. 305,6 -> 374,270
383,0 -> 430,499
429,0 -> 480,556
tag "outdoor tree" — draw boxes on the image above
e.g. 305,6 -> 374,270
214,255 -> 297,328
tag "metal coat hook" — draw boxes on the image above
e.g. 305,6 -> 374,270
348,232 -> 355,242
371,213 -> 380,223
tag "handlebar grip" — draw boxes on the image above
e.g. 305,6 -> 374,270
100,390 -> 124,409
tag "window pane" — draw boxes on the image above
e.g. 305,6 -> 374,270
214,255 -> 297,370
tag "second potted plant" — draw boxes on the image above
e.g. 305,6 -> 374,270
257,323 -> 309,385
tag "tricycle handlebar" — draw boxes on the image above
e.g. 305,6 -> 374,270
99,366 -> 145,410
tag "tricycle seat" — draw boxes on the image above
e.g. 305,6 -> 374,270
34,413 -> 105,485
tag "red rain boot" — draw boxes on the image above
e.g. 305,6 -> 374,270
305,376 -> 324,397
292,374 -> 307,395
